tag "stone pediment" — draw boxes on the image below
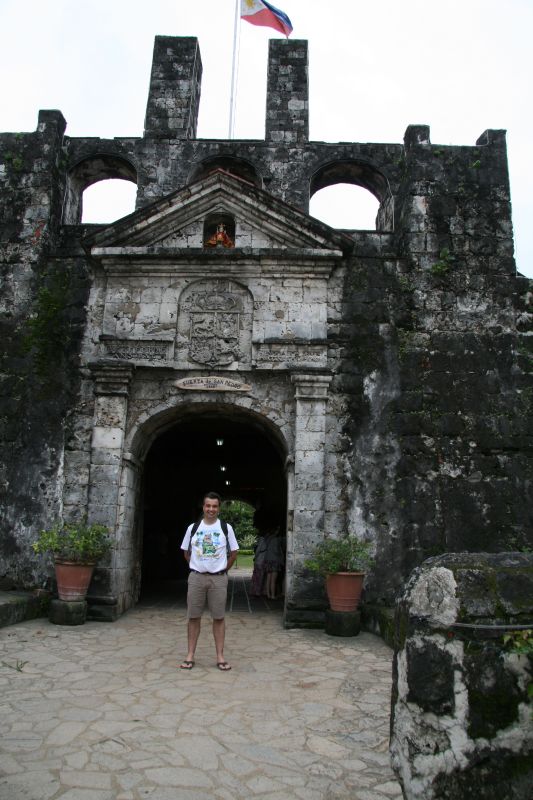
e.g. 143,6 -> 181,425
85,169 -> 352,259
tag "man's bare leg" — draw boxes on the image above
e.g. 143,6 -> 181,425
180,617 -> 201,668
213,618 -> 231,669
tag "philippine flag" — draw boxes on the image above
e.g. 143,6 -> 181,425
241,0 -> 293,37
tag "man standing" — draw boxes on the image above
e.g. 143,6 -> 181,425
180,492 -> 239,671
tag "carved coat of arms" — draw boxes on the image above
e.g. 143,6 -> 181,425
186,286 -> 243,366
178,279 -> 252,368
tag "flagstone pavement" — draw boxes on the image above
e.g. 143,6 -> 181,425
0,572 -> 403,800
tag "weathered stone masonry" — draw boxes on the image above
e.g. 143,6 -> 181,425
391,553 -> 533,799
1,37 -> 532,631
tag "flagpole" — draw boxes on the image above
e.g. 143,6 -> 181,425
228,0 -> 240,139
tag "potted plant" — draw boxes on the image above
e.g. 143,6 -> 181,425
305,535 -> 374,612
32,520 -> 112,601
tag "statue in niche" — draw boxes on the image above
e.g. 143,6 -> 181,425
205,222 -> 234,248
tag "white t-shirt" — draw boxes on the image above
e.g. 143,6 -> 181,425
181,519 -> 239,573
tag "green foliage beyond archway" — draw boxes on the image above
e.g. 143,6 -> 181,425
220,500 -> 257,549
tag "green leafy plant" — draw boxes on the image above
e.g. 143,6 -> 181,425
398,274 -> 413,293
32,521 -> 111,564
504,630 -> 533,711
220,500 -> 257,548
3,151 -> 24,172
506,535 -> 532,554
23,270 -> 72,379
305,536 -> 374,576
431,247 -> 455,276
503,629 -> 533,656
239,531 -> 259,550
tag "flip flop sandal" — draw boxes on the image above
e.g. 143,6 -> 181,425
216,662 -> 231,671
180,660 -> 194,670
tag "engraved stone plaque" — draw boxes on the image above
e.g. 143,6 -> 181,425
252,342 -> 328,370
175,376 -> 251,392
103,340 -> 170,362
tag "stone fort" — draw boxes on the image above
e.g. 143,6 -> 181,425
2,35 -> 533,797
1,35 -> 532,626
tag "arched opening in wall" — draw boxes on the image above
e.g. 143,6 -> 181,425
310,184 -> 380,230
81,178 -> 137,223
190,156 -> 261,188
139,410 -> 287,605
63,154 -> 137,224
310,160 -> 394,232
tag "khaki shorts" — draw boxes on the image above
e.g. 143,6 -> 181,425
187,571 -> 228,619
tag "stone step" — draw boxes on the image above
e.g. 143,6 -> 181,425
0,590 -> 49,629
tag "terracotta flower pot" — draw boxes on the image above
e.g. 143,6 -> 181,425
54,560 -> 95,601
326,572 -> 365,612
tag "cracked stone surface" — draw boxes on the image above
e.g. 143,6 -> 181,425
0,605 -> 401,800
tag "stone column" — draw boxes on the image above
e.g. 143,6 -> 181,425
266,39 -> 309,144
88,364 -> 134,525
264,39 -> 310,210
115,450 -> 144,611
286,373 -> 332,625
86,364 -> 134,619
144,36 -> 202,139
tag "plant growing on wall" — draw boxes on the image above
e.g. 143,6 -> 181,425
430,247 -> 455,277
503,629 -> 533,712
23,270 -> 72,377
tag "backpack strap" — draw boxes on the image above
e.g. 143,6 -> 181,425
187,519 -> 201,554
220,519 -> 231,557
188,518 -> 232,557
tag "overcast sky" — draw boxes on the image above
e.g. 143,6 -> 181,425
1,0 -> 532,277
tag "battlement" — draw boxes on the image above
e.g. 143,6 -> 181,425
1,36 -> 513,262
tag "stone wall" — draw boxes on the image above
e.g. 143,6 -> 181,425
334,125 -> 533,602
0,112 -> 90,587
390,553 -> 533,799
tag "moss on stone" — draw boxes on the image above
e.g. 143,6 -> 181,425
462,634 -> 526,739
22,267 -> 73,386
432,749 -> 533,799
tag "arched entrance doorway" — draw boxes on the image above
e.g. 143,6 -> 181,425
139,409 -> 287,596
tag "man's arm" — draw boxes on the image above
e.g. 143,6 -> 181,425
227,549 -> 238,571
226,524 -> 239,571
181,527 -> 192,563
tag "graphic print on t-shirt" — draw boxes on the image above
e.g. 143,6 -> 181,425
201,532 -> 217,556
194,529 -> 223,560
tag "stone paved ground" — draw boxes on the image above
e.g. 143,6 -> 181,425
0,581 -> 402,800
